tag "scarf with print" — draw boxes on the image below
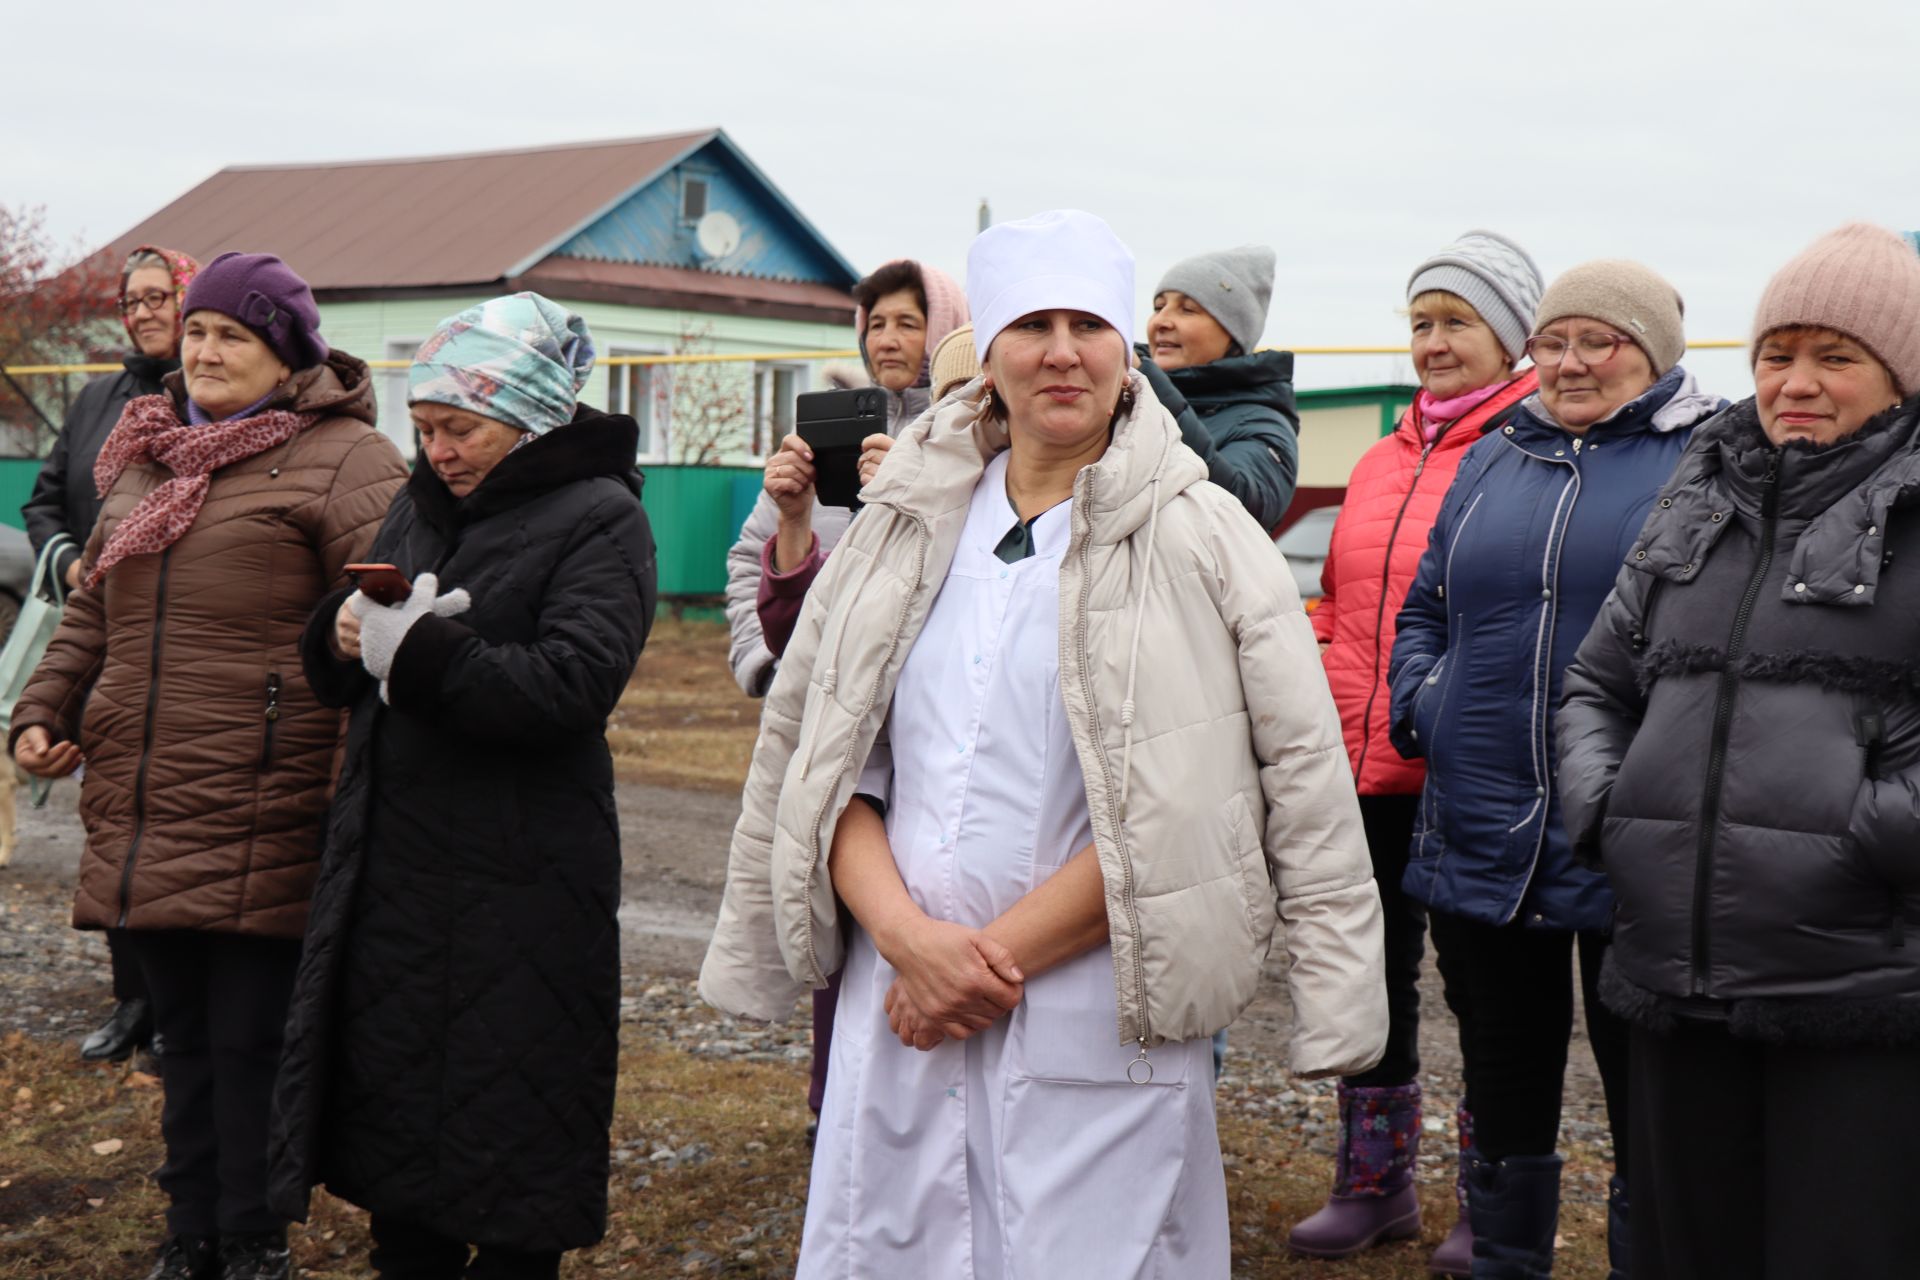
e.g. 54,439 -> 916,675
88,393 -> 312,588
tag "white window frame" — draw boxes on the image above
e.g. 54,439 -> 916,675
605,347 -> 672,464
680,172 -> 710,225
751,361 -> 811,461
381,338 -> 423,460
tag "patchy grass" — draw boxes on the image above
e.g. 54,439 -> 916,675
610,614 -> 760,793
1,1026 -> 1611,1278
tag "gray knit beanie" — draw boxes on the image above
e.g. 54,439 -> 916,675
1406,230 -> 1544,362
1154,245 -> 1275,354
1533,260 -> 1686,377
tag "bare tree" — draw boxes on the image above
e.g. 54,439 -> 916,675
0,206 -> 118,456
662,324 -> 756,467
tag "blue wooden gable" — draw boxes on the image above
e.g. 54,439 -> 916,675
543,132 -> 856,287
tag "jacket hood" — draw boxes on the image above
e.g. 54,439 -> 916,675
855,261 -> 970,389
1516,366 -> 1723,441
162,349 -> 378,427
1155,347 -> 1295,413
1631,393 -> 1920,605
409,405 -> 642,534
862,369 -> 1208,545
1707,395 -> 1920,519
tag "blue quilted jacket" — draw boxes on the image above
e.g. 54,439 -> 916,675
1387,368 -> 1723,929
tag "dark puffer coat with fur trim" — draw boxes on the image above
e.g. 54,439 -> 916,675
1558,395 -> 1920,1046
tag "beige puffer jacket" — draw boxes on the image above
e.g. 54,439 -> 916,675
699,374 -> 1387,1077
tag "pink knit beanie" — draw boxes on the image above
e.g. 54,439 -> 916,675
1752,223 -> 1920,396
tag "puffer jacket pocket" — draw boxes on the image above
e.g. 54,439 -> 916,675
1408,652 -> 1451,754
1225,792 -> 1279,950
1848,771 -> 1920,893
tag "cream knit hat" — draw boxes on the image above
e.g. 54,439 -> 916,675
1533,260 -> 1687,377
1751,223 -> 1920,396
929,323 -> 979,401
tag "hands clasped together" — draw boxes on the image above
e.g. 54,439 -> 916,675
876,915 -> 1025,1052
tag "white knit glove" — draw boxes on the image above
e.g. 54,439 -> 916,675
351,572 -> 472,703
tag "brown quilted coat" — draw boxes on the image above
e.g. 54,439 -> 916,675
11,352 -> 407,939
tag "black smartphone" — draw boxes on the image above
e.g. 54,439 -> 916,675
796,387 -> 889,508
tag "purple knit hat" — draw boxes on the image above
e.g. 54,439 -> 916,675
182,252 -> 329,370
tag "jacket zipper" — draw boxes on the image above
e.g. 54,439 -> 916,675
259,672 -> 281,770
1412,491 -> 1484,863
1072,469 -> 1152,1062
1690,450 -> 1779,994
802,514 -> 930,985
116,546 -> 172,928
1353,436 -> 1440,781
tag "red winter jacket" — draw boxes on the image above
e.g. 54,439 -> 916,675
1312,370 -> 1538,795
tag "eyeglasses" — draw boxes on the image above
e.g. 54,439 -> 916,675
120,289 -> 172,317
1524,332 -> 1635,366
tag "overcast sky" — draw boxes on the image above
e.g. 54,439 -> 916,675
17,0 -> 1920,394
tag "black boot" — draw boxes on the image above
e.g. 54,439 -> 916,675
1607,1173 -> 1630,1279
143,1234 -> 218,1280
1464,1152 -> 1562,1279
217,1231 -> 289,1280
82,997 -> 152,1062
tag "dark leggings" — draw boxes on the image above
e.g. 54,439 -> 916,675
1344,795 -> 1427,1088
1426,910 -> 1629,1165
106,927 -> 148,1001
126,931 -> 301,1237
369,1215 -> 561,1280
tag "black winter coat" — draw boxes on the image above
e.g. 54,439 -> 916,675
1559,397 -> 1920,1048
267,408 -> 658,1251
23,356 -> 174,582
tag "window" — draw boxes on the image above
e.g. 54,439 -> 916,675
751,362 -> 808,459
681,176 -> 709,224
382,339 -> 420,460
605,350 -> 671,462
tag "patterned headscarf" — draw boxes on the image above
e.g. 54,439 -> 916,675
118,245 -> 200,349
408,292 -> 596,435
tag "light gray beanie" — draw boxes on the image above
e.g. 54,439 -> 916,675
1407,230 -> 1545,362
1154,245 -> 1275,354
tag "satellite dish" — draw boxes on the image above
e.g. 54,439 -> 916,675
695,210 -> 742,262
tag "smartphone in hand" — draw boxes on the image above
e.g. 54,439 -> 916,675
345,563 -> 412,607
796,387 -> 889,508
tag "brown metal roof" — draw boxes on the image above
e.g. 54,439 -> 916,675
513,259 -> 854,326
101,131 -> 718,290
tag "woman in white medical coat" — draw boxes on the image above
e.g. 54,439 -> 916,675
700,210 -> 1388,1279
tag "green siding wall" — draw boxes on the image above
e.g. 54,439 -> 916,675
0,458 -> 38,530
642,465 -> 764,595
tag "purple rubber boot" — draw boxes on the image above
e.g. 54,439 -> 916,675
1427,1104 -> 1475,1276
1287,1082 -> 1423,1258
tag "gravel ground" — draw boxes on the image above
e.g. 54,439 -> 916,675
0,774 -> 1618,1213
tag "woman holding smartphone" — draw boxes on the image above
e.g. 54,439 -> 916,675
267,292 -> 656,1280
